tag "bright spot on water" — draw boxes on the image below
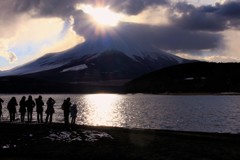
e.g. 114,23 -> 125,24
81,94 -> 124,126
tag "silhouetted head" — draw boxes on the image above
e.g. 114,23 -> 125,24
67,97 -> 71,101
39,96 -> 42,100
28,96 -> 32,100
11,97 -> 17,102
21,96 -> 26,100
72,103 -> 77,108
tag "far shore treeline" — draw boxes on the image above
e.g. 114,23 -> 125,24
1,62 -> 240,94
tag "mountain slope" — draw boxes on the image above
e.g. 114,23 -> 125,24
26,50 -> 189,82
0,38 -> 190,83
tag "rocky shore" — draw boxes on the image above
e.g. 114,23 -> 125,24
1,123 -> 240,160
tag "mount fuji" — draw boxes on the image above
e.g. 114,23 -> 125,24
0,36 -> 193,93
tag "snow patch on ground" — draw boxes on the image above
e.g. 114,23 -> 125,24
45,130 -> 113,142
46,131 -> 81,142
82,130 -> 114,142
1,144 -> 17,149
61,64 -> 88,73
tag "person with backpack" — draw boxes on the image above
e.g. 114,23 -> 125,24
35,96 -> 44,123
45,97 -> 55,124
61,97 -> 72,124
26,96 -> 35,122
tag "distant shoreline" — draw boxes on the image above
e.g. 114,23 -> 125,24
1,92 -> 240,95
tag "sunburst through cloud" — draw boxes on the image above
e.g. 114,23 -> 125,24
80,4 -> 123,27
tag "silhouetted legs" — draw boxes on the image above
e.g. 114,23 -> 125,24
9,112 -> 15,122
45,114 -> 53,124
71,117 -> 76,125
64,112 -> 69,124
37,112 -> 43,123
27,111 -> 33,122
20,112 -> 26,122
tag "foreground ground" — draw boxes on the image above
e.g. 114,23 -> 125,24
0,123 -> 240,160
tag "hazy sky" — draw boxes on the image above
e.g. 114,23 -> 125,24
0,0 -> 240,71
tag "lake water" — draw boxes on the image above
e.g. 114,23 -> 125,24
1,94 -> 240,133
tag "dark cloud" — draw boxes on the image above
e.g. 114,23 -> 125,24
217,1 -> 240,18
172,1 -> 240,31
73,20 -> 222,51
33,0 -> 76,18
0,0 -> 83,23
13,0 -> 40,13
110,0 -> 168,15
0,0 -> 78,20
72,10 -> 94,37
173,9 -> 227,31
173,2 -> 195,13
118,0 -> 147,15
117,23 -> 222,51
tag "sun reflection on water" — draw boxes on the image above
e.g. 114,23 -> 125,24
80,94 -> 125,126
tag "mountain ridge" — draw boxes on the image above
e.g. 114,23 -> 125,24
126,62 -> 240,93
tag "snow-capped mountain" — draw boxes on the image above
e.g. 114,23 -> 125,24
0,37 -> 191,83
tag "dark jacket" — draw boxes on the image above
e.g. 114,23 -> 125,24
26,99 -> 35,112
46,98 -> 55,114
62,100 -> 72,113
7,98 -> 18,113
35,98 -> 44,113
19,99 -> 26,113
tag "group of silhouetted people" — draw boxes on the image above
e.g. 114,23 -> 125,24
0,96 -> 78,124
61,97 -> 78,124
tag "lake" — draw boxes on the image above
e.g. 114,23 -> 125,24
1,94 -> 240,133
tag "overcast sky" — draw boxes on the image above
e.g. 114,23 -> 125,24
0,0 -> 240,71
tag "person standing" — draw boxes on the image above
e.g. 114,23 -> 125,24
7,97 -> 18,122
61,97 -> 71,124
35,96 -> 44,123
70,103 -> 78,125
0,98 -> 4,121
45,97 -> 55,124
19,96 -> 26,122
26,96 -> 35,122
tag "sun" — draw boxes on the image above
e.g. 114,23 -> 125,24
81,5 -> 122,27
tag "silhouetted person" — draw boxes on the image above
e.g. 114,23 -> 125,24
35,96 -> 44,123
19,96 -> 26,122
7,97 -> 18,122
61,97 -> 71,124
0,98 -> 4,121
45,97 -> 55,124
26,96 -> 35,122
70,103 -> 78,125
